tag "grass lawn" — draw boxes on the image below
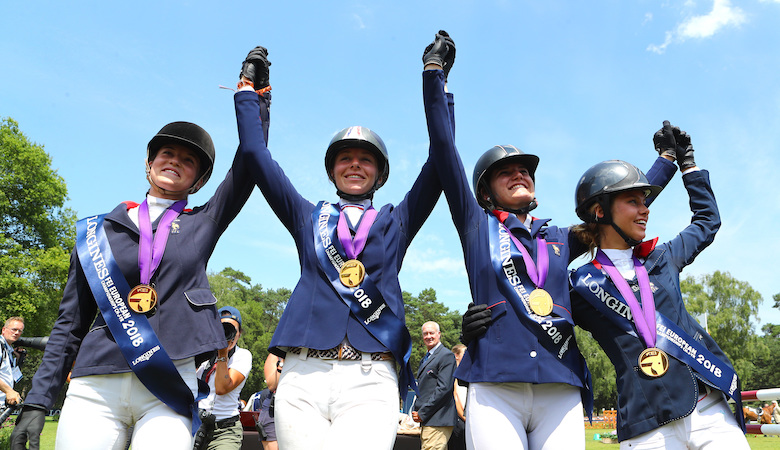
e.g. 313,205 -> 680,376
7,418 -> 777,449
584,428 -> 779,450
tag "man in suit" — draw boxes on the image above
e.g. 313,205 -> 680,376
412,321 -> 457,450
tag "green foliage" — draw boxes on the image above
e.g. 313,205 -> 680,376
749,320 -> 780,389
0,118 -> 74,251
402,288 -> 463,371
208,268 -> 289,399
576,327 -> 617,412
0,117 -> 76,396
681,271 -> 766,388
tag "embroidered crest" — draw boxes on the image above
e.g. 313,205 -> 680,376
552,244 -> 561,257
170,219 -> 181,234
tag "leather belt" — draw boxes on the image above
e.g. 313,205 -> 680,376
214,415 -> 240,429
288,343 -> 393,361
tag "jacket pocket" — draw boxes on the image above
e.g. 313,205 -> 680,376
184,288 -> 217,306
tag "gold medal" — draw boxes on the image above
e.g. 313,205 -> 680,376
528,288 -> 553,316
339,259 -> 365,288
638,347 -> 669,377
128,284 -> 157,313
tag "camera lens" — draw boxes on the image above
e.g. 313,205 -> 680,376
222,322 -> 237,342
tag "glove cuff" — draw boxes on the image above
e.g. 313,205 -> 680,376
680,160 -> 696,171
236,80 -> 272,95
659,149 -> 676,160
423,55 -> 444,67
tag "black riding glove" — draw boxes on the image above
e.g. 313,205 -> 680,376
652,120 -> 678,161
423,33 -> 448,68
674,129 -> 696,171
240,45 -> 271,89
11,404 -> 46,448
438,30 -> 456,79
460,302 -> 492,345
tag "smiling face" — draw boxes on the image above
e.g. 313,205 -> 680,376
421,322 -> 441,351
487,161 -> 536,210
147,143 -> 201,199
598,189 -> 650,249
331,147 -> 378,197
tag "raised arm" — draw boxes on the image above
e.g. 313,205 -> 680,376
663,128 -> 719,270
235,46 -> 310,233
422,32 -> 481,235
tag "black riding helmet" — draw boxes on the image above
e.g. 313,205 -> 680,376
325,126 -> 389,201
575,160 -> 662,245
147,121 -> 215,194
472,145 -> 540,213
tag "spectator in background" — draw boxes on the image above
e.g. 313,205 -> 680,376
258,354 -> 282,450
194,306 -> 252,450
1,316 -> 24,407
3,317 -> 45,450
448,343 -> 467,450
412,321 -> 457,450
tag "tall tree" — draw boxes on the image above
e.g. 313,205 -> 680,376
0,117 -> 76,394
749,292 -> 780,389
403,288 -> 462,373
750,322 -> 780,389
681,271 -> 765,387
575,327 -> 617,413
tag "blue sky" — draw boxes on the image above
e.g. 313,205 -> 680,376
3,1 -> 779,328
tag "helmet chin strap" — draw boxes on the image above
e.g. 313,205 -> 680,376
594,197 -> 641,247
335,187 -> 375,202
609,222 -> 642,247
497,198 -> 538,216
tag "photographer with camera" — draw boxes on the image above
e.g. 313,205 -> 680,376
1,316 -> 44,450
1,317 -> 24,408
193,306 -> 252,450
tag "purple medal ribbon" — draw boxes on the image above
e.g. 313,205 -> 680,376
337,206 -> 378,259
138,199 -> 187,285
502,223 -> 549,289
595,250 -> 656,348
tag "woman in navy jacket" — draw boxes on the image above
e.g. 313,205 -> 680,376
427,46 -> 677,448
236,38 -> 453,450
569,124 -> 748,448
18,50 -> 271,450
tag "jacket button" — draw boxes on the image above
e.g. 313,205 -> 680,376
530,351 -> 537,358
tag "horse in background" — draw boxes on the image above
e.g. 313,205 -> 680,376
743,404 -> 772,424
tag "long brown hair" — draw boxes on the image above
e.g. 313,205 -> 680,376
571,202 -> 602,258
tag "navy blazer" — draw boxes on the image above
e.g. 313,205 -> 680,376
571,170 -> 738,441
25,93 -> 269,409
423,70 -> 678,391
414,345 -> 457,427
236,86 -> 448,359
